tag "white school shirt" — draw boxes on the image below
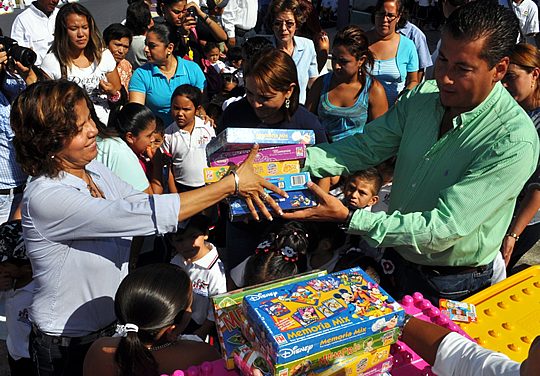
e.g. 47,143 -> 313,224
433,332 -> 521,376
171,245 -> 226,325
10,4 -> 58,66
500,0 -> 539,43
161,117 -> 215,187
39,49 -> 117,124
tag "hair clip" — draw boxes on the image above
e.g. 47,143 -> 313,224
280,246 -> 298,262
256,240 -> 272,249
115,323 -> 139,337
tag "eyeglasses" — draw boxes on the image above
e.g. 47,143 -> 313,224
374,12 -> 399,21
273,19 -> 296,29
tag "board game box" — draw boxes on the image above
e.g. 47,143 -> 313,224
209,145 -> 307,167
266,329 -> 399,376
212,270 -> 327,369
206,128 -> 315,156
242,267 -> 405,365
204,161 -> 301,183
228,189 -> 317,221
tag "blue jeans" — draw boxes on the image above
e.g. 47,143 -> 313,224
381,249 -> 494,305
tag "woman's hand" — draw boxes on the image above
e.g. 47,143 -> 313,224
99,79 -> 117,96
282,181 -> 350,222
235,145 -> 288,221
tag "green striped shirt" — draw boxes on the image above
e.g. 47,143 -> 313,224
305,80 -> 539,267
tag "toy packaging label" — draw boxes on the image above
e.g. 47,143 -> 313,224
243,267 -> 405,365
314,345 -> 392,376
209,145 -> 307,167
204,161 -> 301,183
206,128 -> 315,156
439,299 -> 477,323
212,271 -> 327,369
270,329 -> 399,376
228,189 -> 317,221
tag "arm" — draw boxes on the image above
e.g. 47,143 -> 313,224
129,91 -> 146,104
405,70 -> 419,91
100,69 -> 122,96
304,76 -> 323,114
221,0 -> 237,41
367,78 -> 389,121
128,67 -> 147,104
502,181 -> 540,265
314,31 -> 330,73
189,3 -> 228,42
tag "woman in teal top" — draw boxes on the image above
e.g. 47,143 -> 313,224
306,25 -> 388,142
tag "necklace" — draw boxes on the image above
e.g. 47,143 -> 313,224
150,341 -> 177,351
84,173 -> 105,199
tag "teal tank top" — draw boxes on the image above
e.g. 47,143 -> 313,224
317,73 -> 371,142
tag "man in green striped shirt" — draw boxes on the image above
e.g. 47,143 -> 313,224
284,2 -> 539,302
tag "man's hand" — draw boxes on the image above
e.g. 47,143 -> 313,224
282,181 -> 350,222
501,235 -> 516,266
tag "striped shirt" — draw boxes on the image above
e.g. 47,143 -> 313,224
305,80 -> 539,267
0,91 -> 27,190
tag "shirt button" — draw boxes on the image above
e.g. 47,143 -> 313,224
425,157 -> 430,161
412,183 -> 416,188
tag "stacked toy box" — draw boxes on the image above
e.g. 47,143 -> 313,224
204,128 -> 317,221
241,267 -> 405,376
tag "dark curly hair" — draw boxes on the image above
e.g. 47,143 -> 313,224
266,0 -> 308,32
11,80 -> 94,178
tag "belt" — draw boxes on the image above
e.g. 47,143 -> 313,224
0,184 -> 25,195
418,262 -> 492,276
386,248 -> 493,276
31,321 -> 117,347
234,26 -> 251,37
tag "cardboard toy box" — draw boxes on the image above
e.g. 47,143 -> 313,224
262,329 -> 399,376
206,128 -> 315,156
228,189 -> 317,221
204,161 -> 301,183
209,145 -> 307,167
212,270 -> 327,369
243,267 -> 405,365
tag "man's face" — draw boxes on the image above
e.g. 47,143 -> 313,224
37,0 -> 59,13
435,32 -> 507,116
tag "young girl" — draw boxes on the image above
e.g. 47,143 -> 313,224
97,103 -> 156,193
231,221 -> 309,288
40,3 -> 122,124
153,84 -> 215,193
83,264 -> 220,376
305,25 -> 388,142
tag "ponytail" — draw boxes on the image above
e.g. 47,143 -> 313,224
115,331 -> 160,376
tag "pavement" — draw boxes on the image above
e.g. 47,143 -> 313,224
0,4 -> 537,375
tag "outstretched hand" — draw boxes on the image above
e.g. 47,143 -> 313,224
235,144 -> 288,221
282,181 -> 350,222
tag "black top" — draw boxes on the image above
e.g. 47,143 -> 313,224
220,98 -> 329,144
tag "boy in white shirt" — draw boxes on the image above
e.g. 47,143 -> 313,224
169,215 -> 226,340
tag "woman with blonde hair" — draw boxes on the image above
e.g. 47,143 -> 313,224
501,43 -> 540,272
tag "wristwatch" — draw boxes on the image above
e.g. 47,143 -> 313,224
339,208 -> 356,230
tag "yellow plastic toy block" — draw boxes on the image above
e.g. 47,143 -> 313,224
459,265 -> 540,362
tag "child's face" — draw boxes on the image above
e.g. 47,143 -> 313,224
171,95 -> 197,128
170,226 -> 208,261
343,177 -> 379,209
125,120 -> 156,155
151,132 -> 164,152
206,47 -> 220,64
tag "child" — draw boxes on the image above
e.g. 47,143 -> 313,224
336,168 -> 385,280
342,168 -> 382,210
204,42 -> 226,74
158,85 -> 215,192
222,46 -> 244,87
229,221 -> 309,289
168,215 -> 226,340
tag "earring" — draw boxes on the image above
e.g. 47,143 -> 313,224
285,98 -> 290,109
166,52 -> 171,57
51,155 -> 55,159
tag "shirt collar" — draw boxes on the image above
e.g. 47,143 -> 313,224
29,3 -> 55,18
151,58 -> 186,78
191,245 -> 219,269
56,160 -> 103,192
445,81 -> 505,130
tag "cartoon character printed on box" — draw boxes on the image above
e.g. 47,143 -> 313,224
291,359 -> 313,376
281,285 -> 320,305
371,315 -> 400,333
261,301 -> 290,317
363,337 -> 375,352
293,306 -> 321,326
308,277 -> 340,292
382,331 -> 395,346
363,282 -> 389,306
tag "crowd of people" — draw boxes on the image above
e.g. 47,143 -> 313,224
0,0 -> 538,375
